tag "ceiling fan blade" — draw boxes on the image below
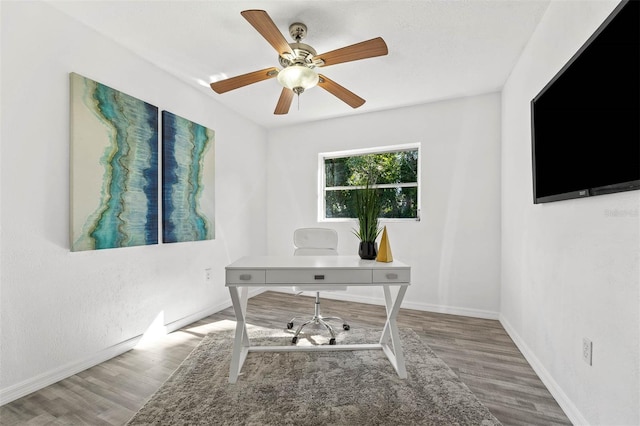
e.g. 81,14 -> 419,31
210,67 -> 278,94
318,75 -> 365,108
316,37 -> 388,67
241,10 -> 294,58
274,88 -> 294,115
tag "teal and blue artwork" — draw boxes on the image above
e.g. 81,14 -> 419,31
70,73 -> 159,251
162,111 -> 215,243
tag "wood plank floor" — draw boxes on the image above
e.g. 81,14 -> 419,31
0,291 -> 571,425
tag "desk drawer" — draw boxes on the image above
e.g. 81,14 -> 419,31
266,269 -> 371,284
226,269 -> 266,284
373,269 -> 410,283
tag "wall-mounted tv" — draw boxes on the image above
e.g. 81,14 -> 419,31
531,0 -> 639,204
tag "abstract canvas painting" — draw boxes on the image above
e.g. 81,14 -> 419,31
70,73 -> 159,251
162,111 -> 215,243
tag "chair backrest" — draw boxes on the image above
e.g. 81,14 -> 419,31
293,228 -> 338,256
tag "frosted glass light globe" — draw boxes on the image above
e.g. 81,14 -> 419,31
277,65 -> 319,94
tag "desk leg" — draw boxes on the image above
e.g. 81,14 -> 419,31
228,286 -> 250,383
380,284 -> 408,379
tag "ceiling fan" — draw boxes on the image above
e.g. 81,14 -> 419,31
210,10 -> 388,115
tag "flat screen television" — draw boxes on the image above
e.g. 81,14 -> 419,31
531,0 -> 639,204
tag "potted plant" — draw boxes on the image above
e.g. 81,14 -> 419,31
353,181 -> 382,260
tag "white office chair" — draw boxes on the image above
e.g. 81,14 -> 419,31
287,228 -> 350,345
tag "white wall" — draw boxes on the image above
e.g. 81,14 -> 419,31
0,1 -> 268,403
267,94 -> 502,318
501,1 -> 639,424
7,2 -> 635,423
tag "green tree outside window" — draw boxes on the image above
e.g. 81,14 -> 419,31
323,148 -> 419,219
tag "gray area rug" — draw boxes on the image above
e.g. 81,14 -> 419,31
128,326 -> 501,425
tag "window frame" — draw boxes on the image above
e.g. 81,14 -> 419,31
318,143 -> 421,222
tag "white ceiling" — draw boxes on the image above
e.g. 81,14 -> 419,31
47,0 -> 551,129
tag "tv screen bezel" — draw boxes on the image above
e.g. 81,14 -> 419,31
530,0 -> 640,204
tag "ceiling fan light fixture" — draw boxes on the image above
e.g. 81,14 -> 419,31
277,65 -> 319,94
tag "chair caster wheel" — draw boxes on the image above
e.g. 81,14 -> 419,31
343,324 -> 350,331
287,322 -> 294,329
292,336 -> 298,344
329,338 -> 336,345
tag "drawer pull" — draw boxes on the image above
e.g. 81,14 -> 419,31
386,273 -> 398,280
314,274 -> 325,280
239,274 -> 252,281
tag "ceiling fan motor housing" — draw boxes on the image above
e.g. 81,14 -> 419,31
278,42 -> 319,68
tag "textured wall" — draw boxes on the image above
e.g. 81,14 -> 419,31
0,1 -> 267,398
501,1 -> 639,424
266,94 -> 502,317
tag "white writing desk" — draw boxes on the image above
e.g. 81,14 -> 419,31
225,255 -> 411,383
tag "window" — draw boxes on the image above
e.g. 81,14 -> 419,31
319,144 -> 420,221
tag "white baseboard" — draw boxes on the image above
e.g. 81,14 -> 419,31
499,314 -> 587,426
0,334 -> 141,406
269,288 -> 500,320
0,288 -> 265,406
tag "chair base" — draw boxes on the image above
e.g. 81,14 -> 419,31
288,292 -> 349,345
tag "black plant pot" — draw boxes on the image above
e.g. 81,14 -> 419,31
358,241 -> 377,260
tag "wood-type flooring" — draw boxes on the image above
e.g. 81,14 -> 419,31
0,291 -> 571,425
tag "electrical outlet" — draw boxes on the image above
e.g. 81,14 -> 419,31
205,268 -> 212,282
582,338 -> 593,366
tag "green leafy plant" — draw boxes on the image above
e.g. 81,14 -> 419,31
352,181 -> 382,243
